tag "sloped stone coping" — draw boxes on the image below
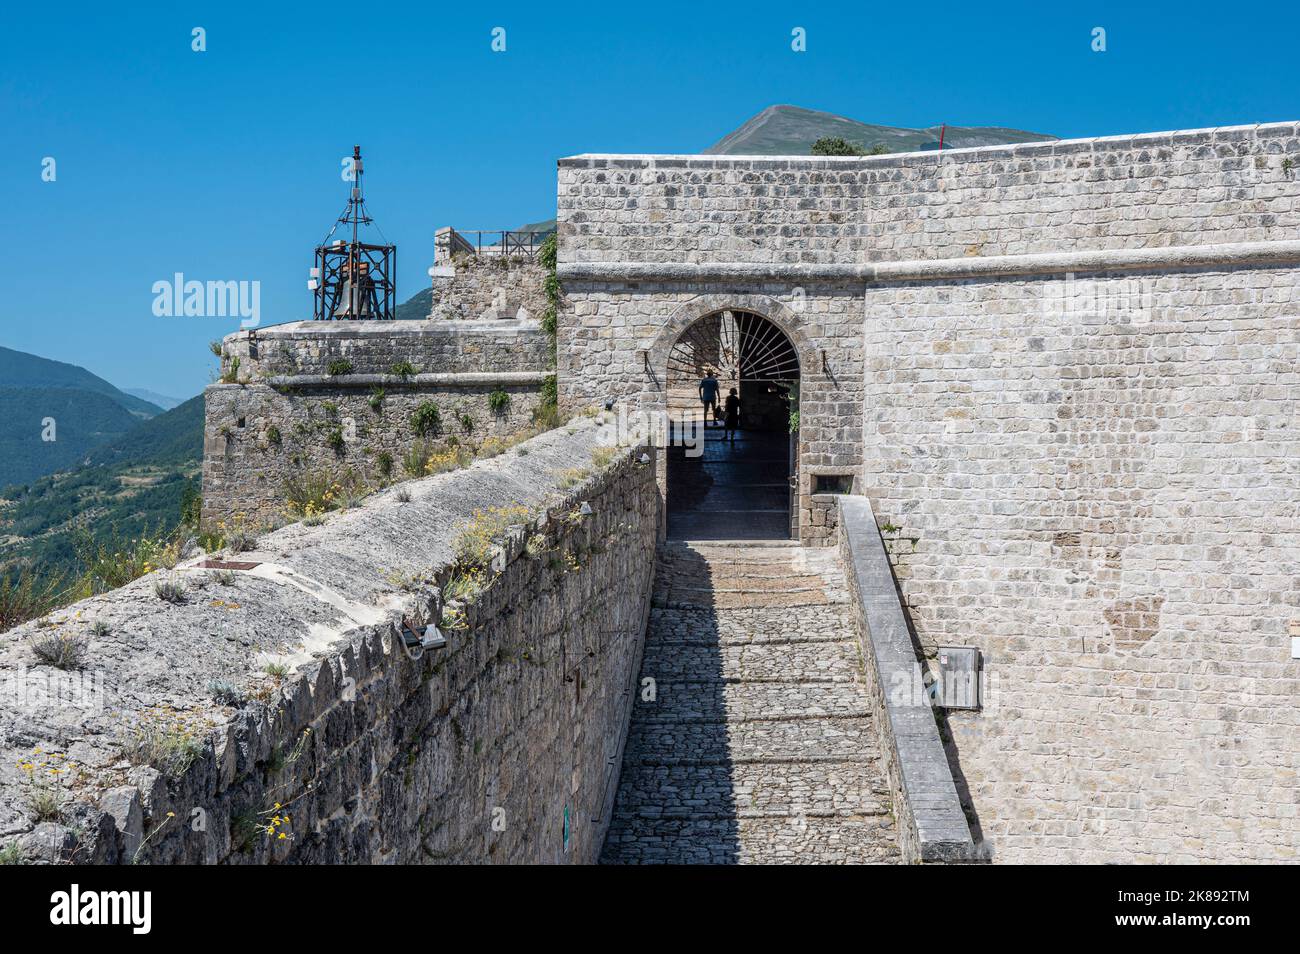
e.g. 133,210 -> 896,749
837,495 -> 977,864
0,416 -> 657,864
558,120 -> 1298,168
230,318 -> 541,338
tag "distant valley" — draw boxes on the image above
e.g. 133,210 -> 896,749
0,346 -> 201,585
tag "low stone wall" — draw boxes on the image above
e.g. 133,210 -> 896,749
203,378 -> 544,528
221,319 -> 550,379
205,320 -> 554,529
838,496 -> 976,864
0,418 -> 659,864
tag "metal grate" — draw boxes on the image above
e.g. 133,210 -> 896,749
666,310 -> 800,384
197,560 -> 261,571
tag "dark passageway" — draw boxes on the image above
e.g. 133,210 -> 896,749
666,426 -> 792,540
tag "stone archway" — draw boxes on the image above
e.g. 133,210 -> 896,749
644,294 -> 820,381
652,300 -> 805,540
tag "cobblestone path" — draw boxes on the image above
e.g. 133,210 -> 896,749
600,542 -> 901,864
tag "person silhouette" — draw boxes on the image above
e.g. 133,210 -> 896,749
723,388 -> 740,442
699,370 -> 720,427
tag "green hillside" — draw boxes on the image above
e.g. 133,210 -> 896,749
0,346 -> 168,487
0,388 -> 150,486
83,392 -> 204,470
0,396 -> 204,583
395,287 -> 432,321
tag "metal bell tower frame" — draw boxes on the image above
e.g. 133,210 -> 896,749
311,145 -> 397,320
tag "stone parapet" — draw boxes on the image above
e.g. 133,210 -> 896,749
220,318 -> 550,380
1,418 -> 659,865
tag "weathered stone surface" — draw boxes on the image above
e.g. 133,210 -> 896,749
205,319 -> 553,527
557,124 -> 1300,863
0,418 -> 658,865
427,255 -> 548,322
601,542 -> 901,864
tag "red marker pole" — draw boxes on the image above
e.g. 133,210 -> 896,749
938,123 -> 946,153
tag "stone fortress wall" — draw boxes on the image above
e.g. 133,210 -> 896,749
554,122 -> 1300,861
1,420 -> 656,864
204,319 -> 551,529
5,123 -> 1296,866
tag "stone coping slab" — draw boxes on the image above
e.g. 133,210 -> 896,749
557,120 -> 1298,167
262,371 -> 550,388
837,495 -> 977,864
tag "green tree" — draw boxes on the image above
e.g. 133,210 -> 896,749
811,137 -> 866,156
810,137 -> 890,157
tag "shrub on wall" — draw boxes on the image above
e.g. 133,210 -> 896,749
410,402 -> 441,437
488,389 -> 510,414
533,375 -> 559,428
327,359 -> 354,376
283,467 -> 364,519
538,234 -> 558,354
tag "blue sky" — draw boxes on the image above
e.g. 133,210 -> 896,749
1,1 -> 1294,399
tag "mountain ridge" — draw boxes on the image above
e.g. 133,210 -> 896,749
705,104 -> 1055,155
0,346 -> 163,418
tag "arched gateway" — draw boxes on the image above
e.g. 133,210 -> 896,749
663,309 -> 800,539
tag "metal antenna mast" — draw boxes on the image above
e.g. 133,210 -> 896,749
310,145 -> 397,320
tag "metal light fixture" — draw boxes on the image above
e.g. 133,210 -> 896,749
400,618 -> 446,655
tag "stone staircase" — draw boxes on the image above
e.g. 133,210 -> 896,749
600,542 -> 901,864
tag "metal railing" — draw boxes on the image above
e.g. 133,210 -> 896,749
434,227 -> 553,263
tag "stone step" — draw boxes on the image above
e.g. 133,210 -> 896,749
654,575 -> 831,594
648,605 -> 855,644
655,560 -> 829,580
600,815 -> 901,865
624,715 -> 877,764
611,761 -> 893,819
603,541 -> 900,864
632,681 -> 869,723
652,589 -> 842,611
640,638 -> 863,684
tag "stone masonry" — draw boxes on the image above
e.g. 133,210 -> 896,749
861,266 -> 1300,863
0,418 -> 657,864
556,123 -> 1300,862
555,123 -> 1300,548
428,246 -> 549,322
204,319 -> 551,528
602,542 -> 900,863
